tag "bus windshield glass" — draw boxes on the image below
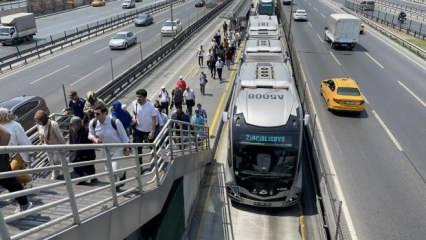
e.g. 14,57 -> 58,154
235,134 -> 297,178
258,3 -> 274,15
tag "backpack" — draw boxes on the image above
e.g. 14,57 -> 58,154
92,117 -> 118,131
173,88 -> 183,103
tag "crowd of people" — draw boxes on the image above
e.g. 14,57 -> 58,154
0,21 -> 239,214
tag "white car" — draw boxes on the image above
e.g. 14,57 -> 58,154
161,19 -> 182,37
109,31 -> 137,50
122,0 -> 135,9
293,9 -> 308,21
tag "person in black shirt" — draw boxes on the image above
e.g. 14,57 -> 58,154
66,91 -> 85,119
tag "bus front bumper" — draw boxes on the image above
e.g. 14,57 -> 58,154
227,187 -> 299,208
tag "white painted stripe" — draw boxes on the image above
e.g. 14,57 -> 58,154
320,13 -> 326,18
71,66 -> 104,87
317,33 -> 324,43
30,65 -> 70,85
308,22 -> 313,28
397,81 -> 426,107
365,52 -> 384,69
297,54 -> 359,240
330,51 -> 342,66
372,110 -> 403,151
95,46 -> 108,54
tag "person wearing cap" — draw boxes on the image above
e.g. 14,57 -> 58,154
66,91 -> 85,119
83,91 -> 105,119
158,86 -> 170,115
69,116 -> 97,185
176,75 -> 186,91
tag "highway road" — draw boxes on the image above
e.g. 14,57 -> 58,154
0,0 -> 207,113
0,0 -> 159,58
280,0 -> 426,239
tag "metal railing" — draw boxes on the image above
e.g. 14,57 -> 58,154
0,0 -> 27,11
342,4 -> 426,60
345,0 -> 426,40
0,119 -> 210,240
0,0 -> 180,71
278,2 -> 349,240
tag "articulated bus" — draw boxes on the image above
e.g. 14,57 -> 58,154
247,15 -> 281,39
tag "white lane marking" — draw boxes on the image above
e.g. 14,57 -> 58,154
372,110 -> 403,151
364,52 -> 384,69
363,95 -> 370,104
297,51 -> 360,240
397,81 -> 426,107
317,33 -> 324,43
71,66 -> 104,87
320,13 -> 326,18
30,65 -> 70,85
95,46 -> 108,54
308,22 -> 313,28
330,51 -> 342,66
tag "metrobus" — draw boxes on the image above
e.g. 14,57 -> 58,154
258,0 -> 275,16
224,60 -> 308,207
248,15 -> 280,39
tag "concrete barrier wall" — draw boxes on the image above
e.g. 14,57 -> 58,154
28,0 -> 91,15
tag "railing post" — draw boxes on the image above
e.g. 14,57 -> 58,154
180,122 -> 184,155
59,151 -> 81,225
133,146 -> 144,192
169,123 -> 174,160
104,148 -> 119,206
0,211 -> 11,240
153,146 -> 161,186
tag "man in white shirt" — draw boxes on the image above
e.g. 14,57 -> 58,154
183,87 -> 196,116
197,45 -> 204,67
88,103 -> 129,191
131,89 -> 157,143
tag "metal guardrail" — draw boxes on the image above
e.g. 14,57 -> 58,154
0,0 -> 27,11
343,5 -> 426,60
278,2 -> 349,240
0,119 -> 210,240
0,0 -> 178,71
376,0 -> 426,21
345,0 -> 426,40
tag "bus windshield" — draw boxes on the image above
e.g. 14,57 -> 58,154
258,3 -> 274,15
235,142 -> 297,178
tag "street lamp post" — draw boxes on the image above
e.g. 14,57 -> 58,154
288,2 -> 294,41
170,1 -> 174,38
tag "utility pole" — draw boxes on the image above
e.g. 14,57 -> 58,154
170,1 -> 174,38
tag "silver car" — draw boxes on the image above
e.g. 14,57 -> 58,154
109,31 -> 137,50
134,13 -> 154,26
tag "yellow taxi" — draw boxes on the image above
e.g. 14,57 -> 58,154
320,78 -> 365,113
360,23 -> 365,34
91,0 -> 106,7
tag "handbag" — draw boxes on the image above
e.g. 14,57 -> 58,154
9,153 -> 32,184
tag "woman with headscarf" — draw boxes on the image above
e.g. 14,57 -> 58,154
34,110 -> 66,180
111,100 -> 132,134
69,116 -> 97,184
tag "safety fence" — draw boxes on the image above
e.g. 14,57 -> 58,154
345,0 -> 426,39
0,0 -> 27,11
0,119 -> 210,240
0,0 -> 180,71
278,2 -> 350,240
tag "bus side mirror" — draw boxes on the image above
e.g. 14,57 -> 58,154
222,112 -> 229,123
304,114 -> 310,126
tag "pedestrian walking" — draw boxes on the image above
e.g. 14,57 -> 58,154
131,89 -> 157,144
83,91 -> 105,120
0,125 -> 33,213
197,45 -> 204,67
111,100 -> 132,135
196,103 -> 208,125
207,49 -> 216,79
158,86 -> 170,115
0,108 -> 32,185
223,21 -> 228,34
215,57 -> 224,81
34,110 -> 66,180
191,109 -> 206,138
183,87 -> 196,116
225,49 -> 233,70
65,91 -> 85,119
214,30 -> 221,45
88,103 -> 129,192
171,105 -> 190,147
176,75 -> 187,91
171,86 -> 184,109
69,116 -> 97,185
199,71 -> 208,95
